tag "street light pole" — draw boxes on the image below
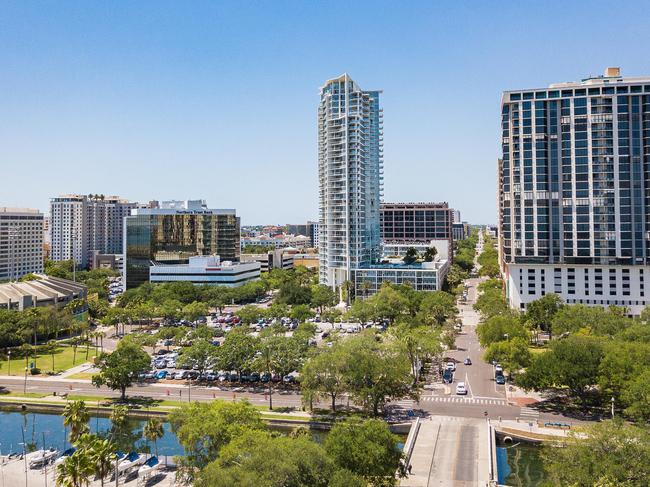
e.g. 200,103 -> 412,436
611,396 -> 615,419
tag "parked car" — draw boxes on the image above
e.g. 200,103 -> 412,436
456,382 -> 467,395
446,361 -> 456,372
495,374 -> 506,385
155,370 -> 168,380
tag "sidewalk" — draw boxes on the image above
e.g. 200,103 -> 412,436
504,383 -> 544,406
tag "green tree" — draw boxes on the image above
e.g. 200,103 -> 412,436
325,418 -> 405,486
143,417 -> 165,457
423,246 -> 437,262
55,449 -> 93,487
391,323 -> 442,385
473,281 -> 509,319
289,304 -> 314,322
253,335 -> 302,410
341,334 -> 412,416
215,329 -> 259,379
417,291 -> 457,326
484,337 -> 532,376
367,284 -> 408,324
300,347 -> 349,412
196,429 -> 358,487
518,336 -> 604,401
235,304 -> 265,325
182,301 -> 208,324
86,435 -> 116,487
169,400 -> 264,481
476,314 -> 528,347
177,339 -> 218,377
63,400 -> 90,445
91,339 -> 151,400
542,420 -> 650,486
525,293 -> 563,339
402,247 -> 418,265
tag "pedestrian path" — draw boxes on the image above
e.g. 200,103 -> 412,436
393,396 -> 507,408
519,406 -> 540,420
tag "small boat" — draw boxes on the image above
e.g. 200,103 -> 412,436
118,452 -> 145,473
54,448 -> 75,466
137,456 -> 160,477
28,448 -> 59,468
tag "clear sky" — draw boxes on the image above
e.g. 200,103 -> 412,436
2,1 -> 650,225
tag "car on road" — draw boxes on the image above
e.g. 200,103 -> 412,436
464,357 -> 472,365
456,382 -> 467,395
442,369 -> 454,384
446,361 -> 456,372
495,374 -> 506,385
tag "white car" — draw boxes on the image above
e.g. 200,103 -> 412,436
456,382 -> 467,395
495,364 -> 503,374
446,361 -> 456,372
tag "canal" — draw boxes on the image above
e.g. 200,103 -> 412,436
496,438 -> 547,486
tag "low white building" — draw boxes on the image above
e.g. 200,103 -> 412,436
382,239 -> 450,261
352,259 -> 450,296
149,255 -> 260,287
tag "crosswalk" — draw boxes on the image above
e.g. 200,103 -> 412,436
519,406 -> 540,420
393,396 -> 507,407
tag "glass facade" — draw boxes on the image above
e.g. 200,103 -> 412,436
318,74 -> 383,287
499,78 -> 650,267
124,210 -> 240,289
380,203 -> 452,244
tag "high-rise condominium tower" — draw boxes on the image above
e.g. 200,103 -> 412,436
50,194 -> 139,269
0,208 -> 44,280
498,67 -> 650,315
318,74 -> 383,287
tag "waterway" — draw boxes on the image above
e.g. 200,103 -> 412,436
0,409 -> 184,456
496,438 -> 547,486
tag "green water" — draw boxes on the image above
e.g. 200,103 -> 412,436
497,439 -> 547,487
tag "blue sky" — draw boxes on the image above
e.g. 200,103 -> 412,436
2,1 -> 649,225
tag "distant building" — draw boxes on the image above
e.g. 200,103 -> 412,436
310,221 -> 319,248
90,251 -> 124,273
241,249 -> 295,272
380,202 -> 453,249
451,209 -> 461,224
241,234 -> 310,250
149,255 -> 260,287
43,216 -> 51,261
124,204 -> 240,289
286,221 -> 319,247
292,252 -> 319,269
50,194 -> 139,269
0,275 -> 87,311
452,222 -> 471,241
0,207 -> 44,281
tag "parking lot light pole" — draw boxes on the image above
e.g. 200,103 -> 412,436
611,397 -> 615,418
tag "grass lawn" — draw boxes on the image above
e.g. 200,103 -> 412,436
1,344 -> 98,376
528,347 -> 547,355
66,372 -> 95,380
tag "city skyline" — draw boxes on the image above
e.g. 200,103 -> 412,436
3,1 -> 650,224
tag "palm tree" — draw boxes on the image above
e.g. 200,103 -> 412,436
63,400 -> 90,445
360,280 -> 372,299
143,418 -> 164,457
87,436 -> 115,487
47,340 -> 57,373
56,450 -> 93,487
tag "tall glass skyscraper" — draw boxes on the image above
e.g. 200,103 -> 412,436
318,74 -> 383,287
498,67 -> 650,315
